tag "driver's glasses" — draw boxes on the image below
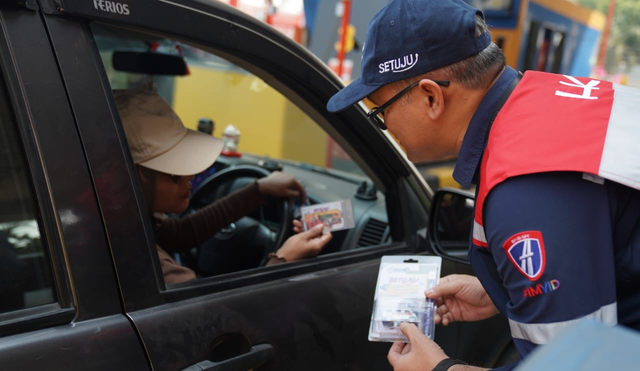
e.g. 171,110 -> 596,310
367,79 -> 450,130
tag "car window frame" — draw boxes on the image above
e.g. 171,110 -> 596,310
0,3 -> 125,336
0,4 -> 517,370
44,0 -> 432,309
47,0 -> 412,189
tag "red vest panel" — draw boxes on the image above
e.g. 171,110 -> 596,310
473,71 -> 640,247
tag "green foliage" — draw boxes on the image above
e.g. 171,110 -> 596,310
573,0 -> 609,13
573,0 -> 608,13
573,0 -> 640,66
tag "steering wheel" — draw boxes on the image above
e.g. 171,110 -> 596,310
183,165 -> 291,277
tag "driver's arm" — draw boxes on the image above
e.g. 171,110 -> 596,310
156,181 -> 266,253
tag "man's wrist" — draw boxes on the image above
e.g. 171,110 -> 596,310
432,358 -> 467,371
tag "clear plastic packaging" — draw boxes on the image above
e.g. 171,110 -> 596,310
368,255 -> 442,342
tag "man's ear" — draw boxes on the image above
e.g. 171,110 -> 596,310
417,79 -> 445,120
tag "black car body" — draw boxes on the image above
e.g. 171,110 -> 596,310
0,0 -> 513,370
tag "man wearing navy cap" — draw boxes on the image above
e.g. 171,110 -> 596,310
328,0 -> 640,370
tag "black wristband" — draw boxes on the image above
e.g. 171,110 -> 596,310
432,358 -> 467,371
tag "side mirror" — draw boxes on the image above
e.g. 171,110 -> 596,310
428,188 -> 475,262
112,51 -> 189,75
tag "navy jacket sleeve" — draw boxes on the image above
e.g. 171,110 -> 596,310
480,172 -> 619,361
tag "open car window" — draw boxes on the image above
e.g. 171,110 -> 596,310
91,24 -> 391,285
94,28 -> 364,177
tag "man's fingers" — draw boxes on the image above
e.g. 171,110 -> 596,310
433,297 -> 444,307
388,340 -> 405,354
425,278 -> 463,299
434,313 -> 442,325
436,304 -> 454,326
398,323 -> 423,343
401,342 -> 412,355
436,304 -> 449,316
387,341 -> 406,366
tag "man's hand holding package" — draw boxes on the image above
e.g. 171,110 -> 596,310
387,323 -> 448,371
426,274 -> 498,326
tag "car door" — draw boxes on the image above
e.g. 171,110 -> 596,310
42,0 -> 513,370
0,3 -> 149,370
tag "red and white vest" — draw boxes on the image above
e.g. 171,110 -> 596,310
473,71 -> 640,248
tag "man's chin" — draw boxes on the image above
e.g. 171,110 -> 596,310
407,152 -> 437,164
386,130 -> 407,155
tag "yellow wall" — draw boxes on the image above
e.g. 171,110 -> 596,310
492,29 -> 522,68
171,65 -> 327,166
489,0 -> 604,69
280,105 -> 328,166
490,0 -> 530,69
532,0 -> 605,30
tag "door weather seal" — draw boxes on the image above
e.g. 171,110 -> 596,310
36,0 -> 64,14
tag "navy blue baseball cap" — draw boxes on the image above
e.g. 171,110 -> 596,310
327,0 -> 491,113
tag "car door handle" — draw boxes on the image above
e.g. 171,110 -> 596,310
181,343 -> 274,371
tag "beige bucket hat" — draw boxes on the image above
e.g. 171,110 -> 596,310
114,90 -> 223,176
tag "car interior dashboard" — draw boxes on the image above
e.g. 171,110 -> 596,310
209,154 -> 392,257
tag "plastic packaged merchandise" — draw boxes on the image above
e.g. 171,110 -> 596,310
369,255 -> 442,342
300,199 -> 354,232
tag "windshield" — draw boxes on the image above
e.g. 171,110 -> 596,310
93,27 -> 365,178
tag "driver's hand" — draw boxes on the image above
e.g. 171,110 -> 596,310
257,171 -> 306,203
292,219 -> 304,234
273,224 -> 331,262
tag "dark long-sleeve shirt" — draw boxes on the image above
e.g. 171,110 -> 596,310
156,181 -> 265,253
155,181 -> 272,284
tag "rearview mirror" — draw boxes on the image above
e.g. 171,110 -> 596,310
112,51 -> 189,75
428,188 -> 475,262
